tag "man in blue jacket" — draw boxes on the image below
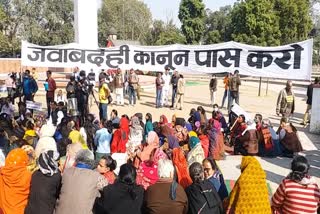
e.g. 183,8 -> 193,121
23,70 -> 38,102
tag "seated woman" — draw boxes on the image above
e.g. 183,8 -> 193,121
225,156 -> 271,213
97,155 -> 117,184
272,156 -> 320,214
258,118 -> 282,157
186,162 -> 224,214
187,136 -> 205,167
278,118 -> 303,157
0,148 -> 31,214
235,120 -> 259,156
94,163 -> 144,214
202,158 -> 228,202
229,114 -> 247,147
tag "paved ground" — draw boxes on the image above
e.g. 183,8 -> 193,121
31,75 -> 319,194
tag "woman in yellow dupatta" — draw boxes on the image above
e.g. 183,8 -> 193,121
225,156 -> 271,214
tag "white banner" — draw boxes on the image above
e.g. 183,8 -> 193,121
21,39 -> 313,80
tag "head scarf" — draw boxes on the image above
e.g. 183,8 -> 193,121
167,135 -> 180,149
160,115 -> 168,125
131,116 -> 143,130
38,150 -> 59,176
0,149 -> 31,214
189,136 -> 200,149
226,156 -> 271,213
172,148 -> 192,189
147,131 -> 159,147
189,131 -> 198,138
140,131 -> 160,162
160,125 -> 173,137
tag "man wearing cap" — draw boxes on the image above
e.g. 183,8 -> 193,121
276,80 -> 295,120
161,66 -> 171,107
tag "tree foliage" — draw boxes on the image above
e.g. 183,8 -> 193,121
0,0 -> 74,57
98,0 -> 152,46
230,0 -> 281,46
145,19 -> 186,45
178,0 -> 205,44
274,0 -> 312,44
204,6 -> 232,44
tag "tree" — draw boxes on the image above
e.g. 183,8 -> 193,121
146,19 -> 186,45
0,0 -> 74,57
178,0 -> 205,44
98,0 -> 152,46
230,0 -> 281,46
274,0 -> 313,44
204,6 -> 232,44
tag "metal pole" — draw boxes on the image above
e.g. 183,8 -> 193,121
266,78 -> 269,96
258,77 -> 262,96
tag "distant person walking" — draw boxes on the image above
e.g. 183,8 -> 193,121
228,70 -> 241,111
209,74 -> 218,106
128,69 -> 139,106
221,73 -> 230,109
301,77 -> 319,126
276,80 -> 295,120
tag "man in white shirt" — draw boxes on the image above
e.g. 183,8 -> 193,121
161,67 -> 171,107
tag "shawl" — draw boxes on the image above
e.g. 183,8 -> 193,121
187,143 -> 205,167
69,130 -> 88,149
38,150 -> 59,176
0,149 -> 31,214
226,156 -> 271,213
208,127 -> 225,161
189,136 -> 200,149
140,131 -> 159,162
136,161 -> 159,190
131,116 -> 143,130
198,134 -> 209,158
172,148 -> 192,189
103,171 -> 116,184
159,115 -> 168,125
21,145 -> 37,173
167,135 -> 180,149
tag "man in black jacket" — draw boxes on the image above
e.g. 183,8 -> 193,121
301,77 -> 320,125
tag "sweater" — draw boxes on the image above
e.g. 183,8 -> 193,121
272,178 -> 320,214
25,170 -> 61,214
95,181 -> 144,214
143,181 -> 188,214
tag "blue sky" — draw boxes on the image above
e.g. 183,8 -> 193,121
97,0 -> 237,25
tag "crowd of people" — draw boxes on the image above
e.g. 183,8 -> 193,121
0,67 -> 319,214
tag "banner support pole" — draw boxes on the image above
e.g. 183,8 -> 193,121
258,77 -> 262,96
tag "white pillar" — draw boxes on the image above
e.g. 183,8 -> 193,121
74,0 -> 98,48
310,87 -> 320,134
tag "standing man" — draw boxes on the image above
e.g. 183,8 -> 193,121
66,75 -> 78,115
45,70 -> 56,118
209,74 -> 218,106
23,70 -> 38,102
170,70 -> 179,108
155,72 -> 164,108
161,66 -> 171,107
221,73 -> 230,109
128,69 -> 138,106
174,74 -> 185,110
113,68 -> 124,106
276,80 -> 295,120
228,70 -> 241,111
301,77 -> 319,126
78,70 -> 90,122
87,69 -> 96,107
99,74 -> 110,121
